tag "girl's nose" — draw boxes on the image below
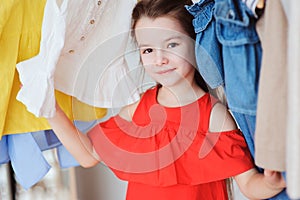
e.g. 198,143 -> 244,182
155,49 -> 168,66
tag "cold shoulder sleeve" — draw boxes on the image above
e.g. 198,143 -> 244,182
88,116 -> 254,186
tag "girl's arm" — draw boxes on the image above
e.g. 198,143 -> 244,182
210,103 -> 285,199
47,100 -> 139,168
234,168 -> 285,199
47,104 -> 100,168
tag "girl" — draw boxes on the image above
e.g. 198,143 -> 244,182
48,0 -> 285,199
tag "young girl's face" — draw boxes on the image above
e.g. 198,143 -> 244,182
134,16 -> 197,88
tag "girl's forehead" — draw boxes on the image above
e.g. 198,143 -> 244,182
134,17 -> 188,45
135,16 -> 183,31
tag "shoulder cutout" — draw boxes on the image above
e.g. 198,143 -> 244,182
208,102 -> 237,132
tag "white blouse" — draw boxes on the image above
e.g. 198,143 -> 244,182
17,0 -> 140,117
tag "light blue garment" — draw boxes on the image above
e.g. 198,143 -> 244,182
8,133 -> 51,189
58,120 -> 98,168
31,129 -> 60,151
32,129 -> 79,168
0,137 -> 9,164
0,120 -> 97,189
74,120 -> 98,133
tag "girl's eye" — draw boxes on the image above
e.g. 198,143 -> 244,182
167,42 -> 179,48
142,48 -> 153,54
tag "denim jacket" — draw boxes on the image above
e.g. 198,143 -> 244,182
186,0 -> 224,89
186,0 -> 262,115
187,2 -> 290,199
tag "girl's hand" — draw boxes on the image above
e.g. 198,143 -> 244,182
264,169 -> 286,189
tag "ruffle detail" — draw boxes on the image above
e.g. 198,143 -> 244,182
15,0 -> 67,118
88,116 -> 253,186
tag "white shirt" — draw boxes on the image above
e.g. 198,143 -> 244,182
17,0 -> 140,117
241,0 -> 260,17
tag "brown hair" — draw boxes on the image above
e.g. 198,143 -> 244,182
131,0 -> 208,92
132,0 -> 195,40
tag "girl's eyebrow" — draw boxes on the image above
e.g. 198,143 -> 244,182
164,35 -> 182,42
138,44 -> 151,48
138,36 -> 183,48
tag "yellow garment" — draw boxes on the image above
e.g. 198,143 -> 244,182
0,0 -> 106,137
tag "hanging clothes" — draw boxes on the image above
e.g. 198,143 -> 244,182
255,0 -> 287,173
0,0 -> 106,137
187,0 -> 289,199
186,0 -> 261,161
282,0 -> 300,199
16,0 -> 140,118
240,0 -> 264,17
0,0 -> 106,189
256,1 -> 300,199
0,120 -> 97,189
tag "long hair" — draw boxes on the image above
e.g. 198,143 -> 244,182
130,2 -> 233,199
132,0 -> 196,40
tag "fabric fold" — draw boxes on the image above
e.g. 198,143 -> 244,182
16,0 -> 69,118
0,120 -> 97,189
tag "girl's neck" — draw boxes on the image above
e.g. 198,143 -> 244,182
156,81 -> 206,107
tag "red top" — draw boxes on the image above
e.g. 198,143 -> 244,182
88,86 -> 253,200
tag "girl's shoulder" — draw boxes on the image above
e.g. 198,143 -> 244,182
118,98 -> 142,122
118,86 -> 157,122
208,102 -> 237,133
